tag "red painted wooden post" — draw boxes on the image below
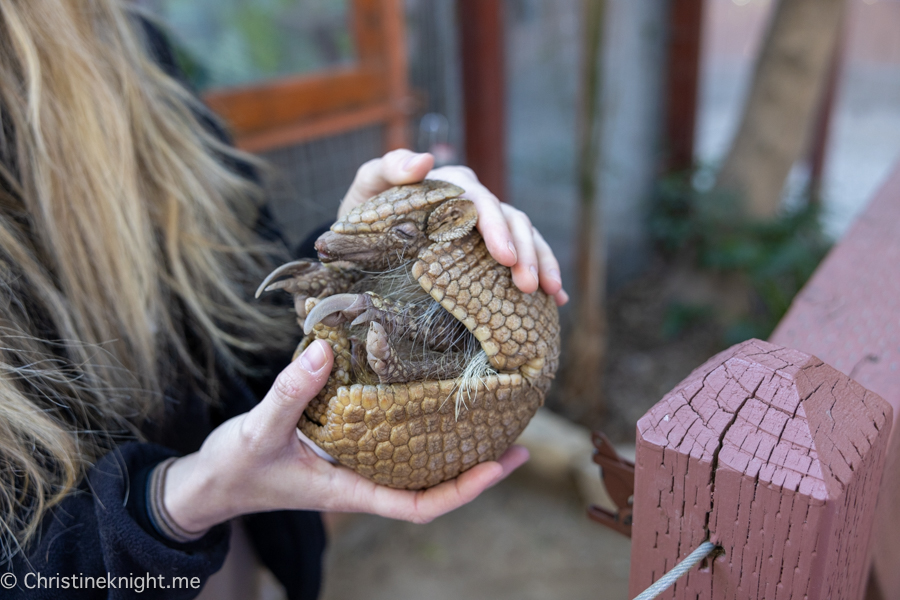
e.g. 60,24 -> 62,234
631,339 -> 891,599
457,0 -> 507,203
664,0 -> 704,172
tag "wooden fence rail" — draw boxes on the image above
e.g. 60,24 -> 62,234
616,162 -> 900,599
770,165 -> 900,600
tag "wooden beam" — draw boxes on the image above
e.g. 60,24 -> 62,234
233,103 -> 398,153
204,68 -> 385,138
352,0 -> 385,64
770,164 -> 900,598
664,0 -> 704,173
457,0 -> 507,202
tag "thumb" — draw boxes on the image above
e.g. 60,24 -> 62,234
245,340 -> 333,440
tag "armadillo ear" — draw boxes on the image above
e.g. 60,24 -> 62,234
426,199 -> 478,242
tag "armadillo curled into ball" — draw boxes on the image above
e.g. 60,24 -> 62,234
257,180 -> 560,489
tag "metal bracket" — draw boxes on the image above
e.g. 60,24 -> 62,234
588,431 -> 635,538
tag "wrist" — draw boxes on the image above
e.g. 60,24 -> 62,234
161,453 -> 226,535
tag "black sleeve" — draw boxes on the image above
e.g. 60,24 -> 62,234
243,511 -> 326,600
8,443 -> 230,600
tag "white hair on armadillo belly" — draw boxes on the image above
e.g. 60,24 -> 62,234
349,261 -> 497,416
358,260 -> 423,300
447,349 -> 495,419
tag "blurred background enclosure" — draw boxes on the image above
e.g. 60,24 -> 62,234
140,0 -> 900,433
138,2 -> 900,597
139,0 -> 900,460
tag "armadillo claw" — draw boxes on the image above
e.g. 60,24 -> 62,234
257,261 -> 364,320
303,293 -> 370,335
255,259 -> 318,298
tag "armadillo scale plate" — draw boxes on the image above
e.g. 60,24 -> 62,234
262,180 -> 560,490
299,374 -> 544,489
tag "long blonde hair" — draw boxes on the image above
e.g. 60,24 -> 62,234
0,0 -> 292,556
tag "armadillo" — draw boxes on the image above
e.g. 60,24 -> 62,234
257,180 -> 560,489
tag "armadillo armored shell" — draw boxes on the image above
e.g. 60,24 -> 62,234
259,180 -> 560,489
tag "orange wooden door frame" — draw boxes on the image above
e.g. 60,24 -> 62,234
203,0 -> 412,153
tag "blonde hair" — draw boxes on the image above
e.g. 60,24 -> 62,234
0,0 -> 292,556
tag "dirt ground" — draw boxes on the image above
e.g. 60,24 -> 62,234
320,472 -> 631,600
317,264 -> 728,600
598,260 -> 730,442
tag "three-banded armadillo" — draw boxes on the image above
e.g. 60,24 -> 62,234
257,180 -> 560,489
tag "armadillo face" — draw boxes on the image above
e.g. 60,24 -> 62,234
315,226 -> 429,271
263,180 -> 560,490
316,180 -> 466,270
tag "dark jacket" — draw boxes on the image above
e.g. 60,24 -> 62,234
3,18 -> 328,600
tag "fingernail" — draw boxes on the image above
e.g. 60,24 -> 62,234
507,241 -> 517,261
300,341 -> 327,372
549,268 -> 561,284
402,153 -> 422,172
530,265 -> 539,284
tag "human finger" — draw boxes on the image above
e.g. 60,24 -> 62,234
359,445 -> 529,523
240,340 -> 333,445
427,166 -> 517,267
340,150 -> 435,218
532,227 -> 564,298
501,204 -> 540,294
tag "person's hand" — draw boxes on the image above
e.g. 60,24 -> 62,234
339,149 -> 569,306
163,340 -> 529,534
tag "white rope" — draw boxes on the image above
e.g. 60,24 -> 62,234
632,541 -> 717,600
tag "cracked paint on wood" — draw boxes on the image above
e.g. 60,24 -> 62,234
631,339 -> 892,600
770,168 -> 900,598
